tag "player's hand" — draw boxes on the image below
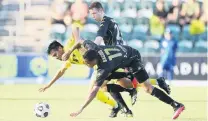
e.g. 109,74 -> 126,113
39,85 -> 50,92
70,109 -> 83,117
62,52 -> 70,61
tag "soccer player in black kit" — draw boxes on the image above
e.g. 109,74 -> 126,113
88,1 -> 135,117
69,40 -> 185,120
85,1 -> 170,118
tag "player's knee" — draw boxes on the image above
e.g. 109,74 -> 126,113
133,70 -> 149,84
117,78 -> 133,88
143,81 -> 154,94
144,87 -> 152,93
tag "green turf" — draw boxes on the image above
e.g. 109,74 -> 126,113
0,85 -> 207,121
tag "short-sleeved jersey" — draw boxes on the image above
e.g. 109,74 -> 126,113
97,16 -> 123,45
83,40 -> 139,86
63,36 -> 85,69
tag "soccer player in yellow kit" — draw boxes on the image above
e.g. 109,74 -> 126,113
39,26 -> 123,117
39,24 -> 170,117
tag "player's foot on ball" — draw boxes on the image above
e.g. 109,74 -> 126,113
129,88 -> 137,105
109,104 -> 122,118
157,77 -> 171,94
125,110 -> 133,117
172,103 -> 185,120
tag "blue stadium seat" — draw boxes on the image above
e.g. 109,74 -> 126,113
83,24 -> 99,33
80,24 -> 98,40
143,40 -> 160,53
107,3 -> 121,18
0,29 -> 9,36
166,24 -> 180,40
198,26 -> 207,41
122,1 -> 137,18
149,35 -> 162,41
131,25 -> 148,41
193,40 -> 207,53
121,31 -> 131,41
127,39 -> 143,52
0,19 -> 16,26
181,25 -> 194,41
140,1 -> 154,10
177,40 -> 193,52
134,17 -> 149,26
1,4 -> 19,11
100,2 -> 109,13
86,17 -> 99,25
80,31 -> 96,40
115,17 -> 134,26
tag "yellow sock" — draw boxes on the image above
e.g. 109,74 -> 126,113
149,78 -> 158,85
96,90 -> 116,107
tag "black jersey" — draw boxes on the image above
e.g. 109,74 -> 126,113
83,40 -> 142,86
97,16 -> 123,45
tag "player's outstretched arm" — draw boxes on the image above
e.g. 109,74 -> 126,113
70,85 -> 100,117
72,26 -> 80,42
39,68 -> 67,92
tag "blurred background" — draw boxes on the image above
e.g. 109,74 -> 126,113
0,0 -> 207,84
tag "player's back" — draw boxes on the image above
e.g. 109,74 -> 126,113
64,36 -> 84,64
97,45 -> 139,71
83,40 -> 140,70
97,16 -> 123,46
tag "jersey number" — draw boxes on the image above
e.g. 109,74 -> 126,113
104,48 -> 122,61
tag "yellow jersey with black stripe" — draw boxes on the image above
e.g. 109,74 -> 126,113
63,36 -> 84,69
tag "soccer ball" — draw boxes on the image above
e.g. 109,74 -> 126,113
34,102 -> 50,118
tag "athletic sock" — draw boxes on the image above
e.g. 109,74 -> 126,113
96,90 -> 117,107
110,92 -> 130,111
151,87 -> 178,108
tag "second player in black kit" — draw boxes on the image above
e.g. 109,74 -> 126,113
83,40 -> 148,85
69,40 -> 185,119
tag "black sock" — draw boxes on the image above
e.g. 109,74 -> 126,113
110,92 -> 130,111
107,84 -> 132,93
151,87 -> 179,108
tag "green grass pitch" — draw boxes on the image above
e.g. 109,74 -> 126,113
0,84 -> 207,121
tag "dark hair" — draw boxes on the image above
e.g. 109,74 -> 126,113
89,2 -> 103,10
83,49 -> 99,61
47,41 -> 63,54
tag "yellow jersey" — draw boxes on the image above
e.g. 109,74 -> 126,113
63,36 -> 85,69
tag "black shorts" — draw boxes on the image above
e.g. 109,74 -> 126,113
106,71 -> 134,81
128,51 -> 149,83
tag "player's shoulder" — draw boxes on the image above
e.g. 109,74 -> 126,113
102,16 -> 116,23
